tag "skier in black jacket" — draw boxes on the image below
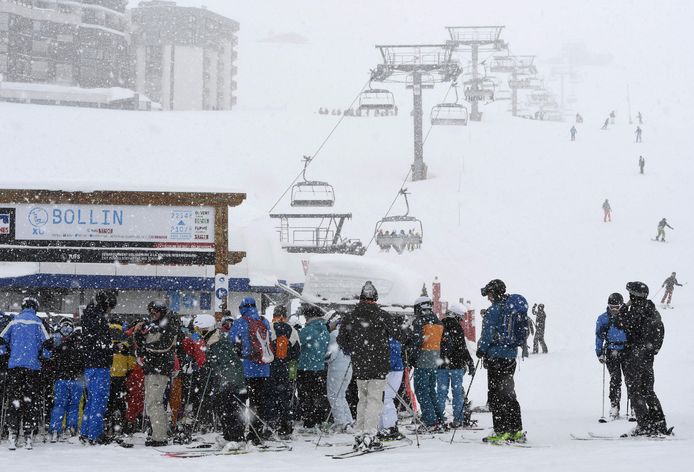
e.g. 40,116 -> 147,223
337,281 -> 399,451
437,312 -> 475,427
617,282 -> 669,436
80,291 -> 115,444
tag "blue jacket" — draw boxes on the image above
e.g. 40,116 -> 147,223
0,308 -> 50,371
595,311 -> 627,356
298,318 -> 329,371
229,303 -> 272,378
478,297 -> 518,359
389,337 -> 404,372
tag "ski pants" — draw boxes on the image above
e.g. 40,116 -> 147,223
243,376 -> 269,438
661,288 -> 674,305
604,209 -> 611,222
144,374 -> 169,442
436,369 -> 465,423
379,370 -> 403,429
414,368 -> 445,426
355,378 -> 386,434
107,376 -> 127,433
6,367 -> 41,436
656,228 -> 665,240
80,368 -> 111,441
216,385 -> 245,442
297,370 -> 329,428
533,332 -> 548,354
623,349 -> 666,433
605,349 -> 626,409
49,378 -> 83,433
268,368 -> 295,435
486,358 -> 523,434
327,362 -> 353,427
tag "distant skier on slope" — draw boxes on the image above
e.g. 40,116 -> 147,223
601,118 -> 609,130
635,126 -> 643,143
532,304 -> 548,354
639,155 -> 645,175
660,272 -> 683,307
654,218 -> 673,242
595,293 -> 628,419
637,111 -> 643,125
602,199 -> 612,222
610,110 -> 616,124
570,125 -> 577,141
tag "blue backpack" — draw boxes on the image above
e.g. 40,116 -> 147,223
498,294 -> 529,348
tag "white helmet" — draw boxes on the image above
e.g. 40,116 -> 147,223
193,314 -> 216,331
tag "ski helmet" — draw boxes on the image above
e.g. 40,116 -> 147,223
58,318 -> 75,337
481,279 -> 506,298
147,300 -> 168,315
413,296 -> 433,316
21,297 -> 40,311
360,281 -> 378,302
607,293 -> 624,306
626,281 -> 649,299
302,304 -> 323,319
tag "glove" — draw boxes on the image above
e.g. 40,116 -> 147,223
598,355 -> 606,364
475,349 -> 485,359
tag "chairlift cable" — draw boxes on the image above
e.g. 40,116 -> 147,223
268,77 -> 372,213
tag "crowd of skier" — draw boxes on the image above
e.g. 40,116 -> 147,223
0,273 -> 676,454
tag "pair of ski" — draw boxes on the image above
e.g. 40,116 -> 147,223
328,436 -> 413,459
571,431 -> 676,441
160,442 -> 292,458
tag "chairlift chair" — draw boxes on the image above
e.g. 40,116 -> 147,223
373,189 -> 424,254
489,56 -> 516,74
431,83 -> 468,125
290,156 -> 336,207
463,77 -> 495,102
358,86 -> 395,111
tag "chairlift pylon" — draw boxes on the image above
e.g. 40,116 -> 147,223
374,189 -> 424,254
290,155 -> 336,207
431,83 -> 468,126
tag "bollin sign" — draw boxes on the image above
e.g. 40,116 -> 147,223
0,204 -> 216,265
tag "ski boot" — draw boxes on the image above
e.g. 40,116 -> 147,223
50,431 -> 59,443
352,434 -> 364,451
24,433 -> 33,450
360,433 -> 383,451
377,426 -> 404,441
609,405 -> 620,420
7,433 -> 17,451
482,432 -> 512,444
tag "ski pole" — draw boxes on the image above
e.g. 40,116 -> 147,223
230,392 -> 280,443
316,361 -> 352,448
190,368 -> 213,435
598,363 -> 606,423
450,359 -> 481,444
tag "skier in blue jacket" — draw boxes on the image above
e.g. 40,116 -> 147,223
229,296 -> 275,442
476,279 -> 524,444
595,293 -> 629,419
297,305 -> 330,430
0,297 -> 50,450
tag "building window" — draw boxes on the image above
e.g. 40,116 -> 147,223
31,60 -> 48,80
33,20 -> 45,34
57,34 -> 73,43
32,40 -> 49,55
0,13 -> 9,32
55,63 -> 73,84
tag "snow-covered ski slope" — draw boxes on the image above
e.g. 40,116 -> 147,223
2,18 -> 694,472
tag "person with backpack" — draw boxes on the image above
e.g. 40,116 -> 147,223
532,304 -> 548,354
132,301 -> 180,447
476,279 -> 526,444
570,125 -> 577,141
193,315 -> 246,452
660,272 -> 683,307
437,309 -> 475,428
80,290 -> 116,445
47,318 -> 84,442
595,293 -> 628,419
327,317 -> 353,433
337,281 -> 399,451
411,296 -> 446,431
229,296 -> 275,443
0,297 -> 50,450
269,305 -> 301,437
617,282 -> 669,436
297,304 -> 330,431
